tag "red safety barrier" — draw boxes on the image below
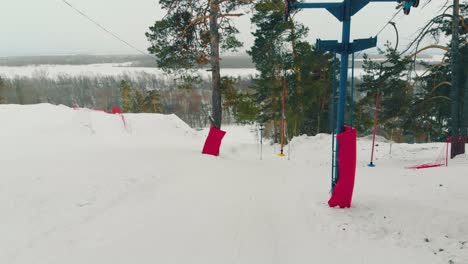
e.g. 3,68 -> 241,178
202,127 -> 226,156
406,137 -> 454,169
111,106 -> 127,128
111,106 -> 123,114
328,126 -> 357,208
73,105 -> 127,128
406,163 -> 444,170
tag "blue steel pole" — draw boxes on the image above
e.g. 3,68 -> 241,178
331,53 -> 337,191
350,52 -> 355,127
290,0 -> 407,191
337,0 -> 351,135
332,0 -> 352,189
330,53 -> 337,133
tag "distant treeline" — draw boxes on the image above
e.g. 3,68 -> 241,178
0,73 -> 252,128
0,54 -> 256,69
0,55 -> 143,67
0,54 -> 436,70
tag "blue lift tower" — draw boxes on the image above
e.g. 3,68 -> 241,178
285,0 -> 419,191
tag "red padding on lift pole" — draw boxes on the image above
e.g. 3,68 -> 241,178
202,127 -> 226,156
328,126 -> 357,208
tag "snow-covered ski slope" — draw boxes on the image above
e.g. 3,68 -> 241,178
1,104 -> 467,264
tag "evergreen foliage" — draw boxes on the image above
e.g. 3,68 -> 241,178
355,44 -> 413,137
356,2 -> 467,142
121,79 -> 163,113
143,90 -> 163,113
0,78 -> 6,104
146,0 -> 252,128
121,80 -> 132,113
236,0 -> 334,141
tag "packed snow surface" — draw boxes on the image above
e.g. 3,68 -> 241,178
1,104 -> 467,264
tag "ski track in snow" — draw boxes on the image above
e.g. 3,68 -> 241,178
0,104 -> 467,264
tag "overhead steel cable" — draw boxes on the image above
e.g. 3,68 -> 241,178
355,7 -> 403,59
60,0 -> 150,56
374,8 -> 402,37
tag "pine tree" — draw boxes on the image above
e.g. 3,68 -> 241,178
132,89 -> 146,113
403,2 -> 467,140
146,0 -> 252,128
356,44 -> 413,139
0,78 -> 6,104
245,0 -> 334,140
121,80 -> 132,113
220,76 -> 260,124
144,90 -> 163,113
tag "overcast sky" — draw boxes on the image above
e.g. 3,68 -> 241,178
0,0 -> 448,57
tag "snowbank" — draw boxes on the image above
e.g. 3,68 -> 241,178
0,104 -> 466,264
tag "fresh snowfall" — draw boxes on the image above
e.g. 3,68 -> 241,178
1,104 -> 467,264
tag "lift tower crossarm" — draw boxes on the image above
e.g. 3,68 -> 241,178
292,0 -> 400,21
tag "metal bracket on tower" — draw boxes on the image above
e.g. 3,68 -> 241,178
326,5 -> 345,21
317,37 -> 377,54
316,39 -> 343,53
350,37 -> 377,53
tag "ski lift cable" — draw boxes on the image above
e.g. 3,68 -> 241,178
59,0 -> 151,56
374,8 -> 403,38
355,7 -> 403,59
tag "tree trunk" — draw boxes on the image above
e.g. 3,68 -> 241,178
317,111 -> 321,135
463,74 -> 468,136
210,0 -> 222,128
450,0 -> 460,137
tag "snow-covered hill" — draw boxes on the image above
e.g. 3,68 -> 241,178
0,104 -> 466,264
